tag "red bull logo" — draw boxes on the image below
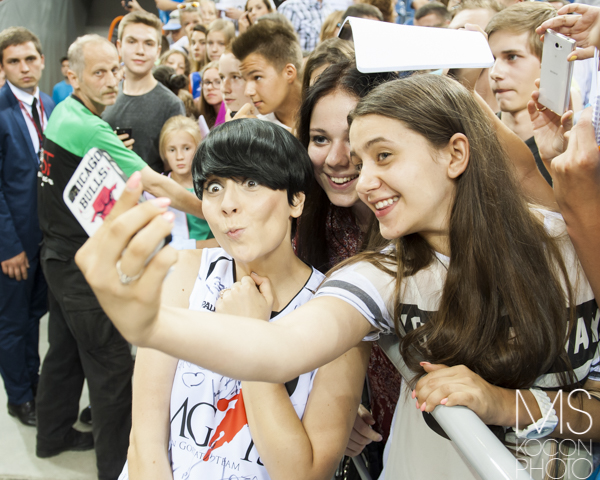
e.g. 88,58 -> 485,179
92,184 -> 117,222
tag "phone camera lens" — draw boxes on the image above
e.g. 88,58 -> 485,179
555,43 -> 560,48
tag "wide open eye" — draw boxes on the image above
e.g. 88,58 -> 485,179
243,179 -> 260,188
205,181 -> 223,194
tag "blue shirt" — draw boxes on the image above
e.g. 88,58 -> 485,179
159,0 -> 184,24
52,80 -> 73,105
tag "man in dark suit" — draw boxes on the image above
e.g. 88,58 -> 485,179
0,27 -> 54,426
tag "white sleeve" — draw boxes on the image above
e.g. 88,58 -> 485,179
315,262 -> 395,341
588,343 -> 600,383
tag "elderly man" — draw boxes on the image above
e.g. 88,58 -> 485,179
35,34 -> 202,480
0,27 -> 55,428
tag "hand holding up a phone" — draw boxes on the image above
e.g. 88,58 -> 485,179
537,4 -> 600,61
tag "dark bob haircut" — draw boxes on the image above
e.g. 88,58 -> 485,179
192,118 -> 314,206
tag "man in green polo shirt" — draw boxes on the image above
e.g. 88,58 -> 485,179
35,34 -> 203,480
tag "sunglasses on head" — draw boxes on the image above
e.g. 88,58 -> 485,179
178,2 -> 200,10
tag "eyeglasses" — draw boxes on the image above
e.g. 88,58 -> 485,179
178,2 -> 200,10
202,79 -> 222,88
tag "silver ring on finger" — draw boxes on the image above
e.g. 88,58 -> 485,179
116,259 -> 144,285
219,288 -> 230,300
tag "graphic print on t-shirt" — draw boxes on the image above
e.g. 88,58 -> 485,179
168,248 -> 323,480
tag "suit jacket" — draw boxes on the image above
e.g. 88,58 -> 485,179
0,82 -> 55,262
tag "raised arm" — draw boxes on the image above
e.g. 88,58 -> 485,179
140,166 -> 204,219
75,173 -> 374,383
126,250 -> 202,480
549,107 -> 600,301
537,4 -> 600,61
474,90 -> 557,209
449,59 -> 556,209
242,343 -> 371,480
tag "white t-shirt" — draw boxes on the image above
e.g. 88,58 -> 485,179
257,112 -> 290,131
315,210 -> 599,480
169,248 -> 323,480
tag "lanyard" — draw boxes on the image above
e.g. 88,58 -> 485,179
17,96 -> 45,146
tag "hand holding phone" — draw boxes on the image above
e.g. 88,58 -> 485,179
64,148 -> 171,248
538,29 -> 576,115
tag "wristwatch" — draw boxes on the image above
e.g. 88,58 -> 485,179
515,388 -> 559,440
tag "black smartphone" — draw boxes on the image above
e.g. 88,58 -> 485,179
115,127 -> 133,138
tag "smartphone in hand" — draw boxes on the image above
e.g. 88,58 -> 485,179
63,148 -> 171,251
538,29 -> 576,116
115,127 -> 132,138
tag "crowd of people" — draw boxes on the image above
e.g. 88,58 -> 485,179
1,0 -> 600,479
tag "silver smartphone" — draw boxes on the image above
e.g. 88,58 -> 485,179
538,29 -> 576,116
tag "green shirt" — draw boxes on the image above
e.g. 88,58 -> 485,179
186,188 -> 213,240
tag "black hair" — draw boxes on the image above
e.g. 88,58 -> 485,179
60,56 -> 69,63
153,65 -> 189,95
193,118 -> 314,207
295,61 -> 397,272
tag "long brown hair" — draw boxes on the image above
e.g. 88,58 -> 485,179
347,75 -> 574,389
199,61 -> 221,128
295,61 -> 397,272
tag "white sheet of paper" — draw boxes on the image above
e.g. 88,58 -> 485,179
339,17 -> 494,73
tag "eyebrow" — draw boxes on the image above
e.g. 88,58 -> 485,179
500,48 -> 525,55
364,137 -> 390,149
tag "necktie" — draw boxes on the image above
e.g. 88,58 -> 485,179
31,97 -> 43,135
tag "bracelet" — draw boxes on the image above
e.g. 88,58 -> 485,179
514,388 -> 559,440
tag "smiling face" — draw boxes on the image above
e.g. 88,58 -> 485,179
1,42 -> 45,93
308,91 -> 360,209
164,51 -> 187,75
164,131 -> 197,177
70,41 -> 121,116
350,114 -> 456,249
191,30 -> 207,62
118,22 -> 161,78
202,177 -> 301,264
207,30 -> 227,62
219,52 -> 252,112
488,30 -> 541,115
202,67 -> 223,106
241,53 -> 291,115
247,0 -> 270,24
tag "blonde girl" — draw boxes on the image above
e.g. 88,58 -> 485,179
159,116 -> 214,245
206,19 -> 235,63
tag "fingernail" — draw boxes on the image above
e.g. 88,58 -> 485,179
151,198 -> 171,208
568,54 -> 577,62
162,211 -> 175,223
420,401 -> 427,412
411,389 -> 416,399
440,398 -> 448,405
416,400 -> 420,409
419,361 -> 431,366
376,434 -> 383,442
126,171 -> 141,191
